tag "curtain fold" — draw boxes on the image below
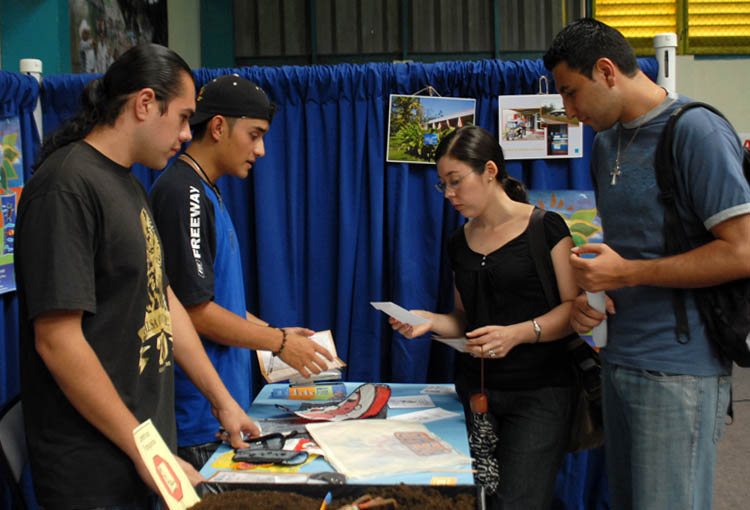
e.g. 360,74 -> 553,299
0,68 -> 40,510
0,70 -> 39,406
2,57 -> 659,510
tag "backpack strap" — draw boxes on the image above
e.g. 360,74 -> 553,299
654,101 -> 738,344
656,102 -> 742,421
527,207 -> 560,310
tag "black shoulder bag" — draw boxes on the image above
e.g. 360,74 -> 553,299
527,208 -> 604,453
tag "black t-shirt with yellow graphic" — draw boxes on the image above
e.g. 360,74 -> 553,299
15,141 -> 176,509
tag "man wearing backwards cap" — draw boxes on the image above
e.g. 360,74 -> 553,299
149,74 -> 334,468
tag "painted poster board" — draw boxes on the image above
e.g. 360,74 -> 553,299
527,190 -> 601,247
0,117 -> 23,294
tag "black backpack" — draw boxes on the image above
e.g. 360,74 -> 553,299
654,101 -> 750,367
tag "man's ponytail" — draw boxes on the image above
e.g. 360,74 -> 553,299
34,43 -> 193,170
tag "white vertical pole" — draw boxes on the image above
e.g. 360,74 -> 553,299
19,58 -> 43,141
653,33 -> 677,92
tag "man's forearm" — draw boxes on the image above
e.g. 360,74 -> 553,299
245,311 -> 268,326
187,300 -> 284,352
574,214 -> 750,292
624,236 -> 750,289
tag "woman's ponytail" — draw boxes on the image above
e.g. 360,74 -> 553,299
500,175 -> 528,204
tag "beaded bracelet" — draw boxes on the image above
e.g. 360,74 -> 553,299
273,327 -> 288,356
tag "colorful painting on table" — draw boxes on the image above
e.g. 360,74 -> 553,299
528,190 -> 602,247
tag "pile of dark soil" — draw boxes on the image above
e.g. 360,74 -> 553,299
191,489 -> 321,509
191,485 -> 476,510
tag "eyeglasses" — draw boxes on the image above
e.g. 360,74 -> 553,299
434,171 -> 473,194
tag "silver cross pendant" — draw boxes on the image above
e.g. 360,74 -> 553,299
610,163 -> 621,186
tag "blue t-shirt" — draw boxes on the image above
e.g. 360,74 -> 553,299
591,92 -> 750,376
150,159 -> 251,446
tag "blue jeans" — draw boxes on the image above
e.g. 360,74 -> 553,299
601,361 -> 731,510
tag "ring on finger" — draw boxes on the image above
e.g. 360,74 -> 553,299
488,350 -> 495,357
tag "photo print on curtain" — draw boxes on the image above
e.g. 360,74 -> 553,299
69,0 -> 168,74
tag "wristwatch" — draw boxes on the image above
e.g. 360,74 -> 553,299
532,318 -> 542,343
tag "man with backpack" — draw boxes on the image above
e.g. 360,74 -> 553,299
544,18 -> 750,510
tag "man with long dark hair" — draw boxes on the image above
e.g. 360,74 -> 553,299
544,19 -> 750,510
15,44 -> 259,509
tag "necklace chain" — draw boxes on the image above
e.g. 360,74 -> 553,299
180,153 -> 223,206
611,124 -> 643,186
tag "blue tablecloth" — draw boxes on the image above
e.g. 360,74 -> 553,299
200,382 -> 475,486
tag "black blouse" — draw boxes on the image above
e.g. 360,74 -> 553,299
448,209 -> 574,390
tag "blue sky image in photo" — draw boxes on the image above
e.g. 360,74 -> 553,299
420,96 -> 475,121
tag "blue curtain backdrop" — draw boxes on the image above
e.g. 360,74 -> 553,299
0,68 -> 40,510
3,57 -> 658,509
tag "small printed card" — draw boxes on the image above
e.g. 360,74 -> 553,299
133,419 -> 200,510
420,384 -> 456,395
431,336 -> 469,353
387,395 -> 435,409
389,408 -> 461,423
370,302 -> 430,326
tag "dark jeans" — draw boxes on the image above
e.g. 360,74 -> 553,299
178,440 -> 222,471
53,494 -> 161,510
84,498 -> 161,510
458,381 -> 573,510
40,490 -> 161,510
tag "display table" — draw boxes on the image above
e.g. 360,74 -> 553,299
200,382 -> 475,486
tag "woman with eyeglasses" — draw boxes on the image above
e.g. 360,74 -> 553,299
390,125 -> 580,510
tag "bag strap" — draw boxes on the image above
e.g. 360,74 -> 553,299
529,208 -> 590,354
527,207 -> 560,310
654,101 -> 736,344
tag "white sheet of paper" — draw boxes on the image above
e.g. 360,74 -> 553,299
370,301 -> 430,326
306,419 -> 471,480
387,394 -> 435,409
133,420 -> 200,509
420,384 -> 456,395
389,407 -> 462,423
431,336 -> 469,353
